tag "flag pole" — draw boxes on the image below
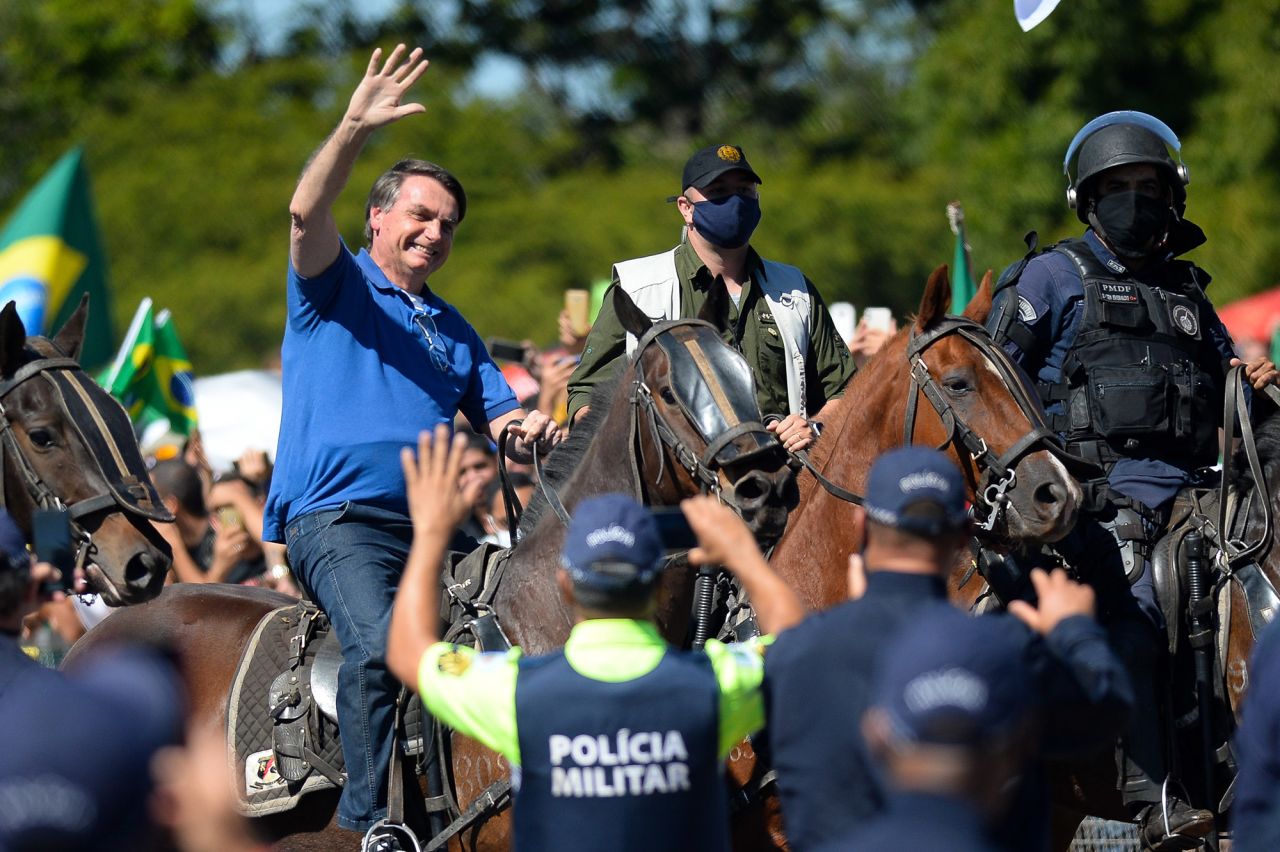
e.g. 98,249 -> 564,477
100,297 -> 152,390
947,202 -> 975,314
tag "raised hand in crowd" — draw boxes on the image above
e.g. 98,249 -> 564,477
558,308 -> 589,355
234,449 -> 272,489
849,314 -> 898,368
151,724 -> 264,852
1007,567 -> 1097,636
536,352 -> 578,426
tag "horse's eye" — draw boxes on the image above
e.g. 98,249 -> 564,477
943,377 -> 973,395
28,428 -> 55,449
660,387 -> 678,405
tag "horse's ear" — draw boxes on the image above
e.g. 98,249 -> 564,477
612,285 -> 653,339
0,302 -> 27,377
915,265 -> 952,332
697,279 -> 729,333
962,270 -> 995,324
51,294 -> 89,362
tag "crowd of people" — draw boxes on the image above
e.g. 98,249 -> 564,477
9,39 -> 1280,852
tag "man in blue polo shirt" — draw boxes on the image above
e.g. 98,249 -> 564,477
264,44 -> 562,836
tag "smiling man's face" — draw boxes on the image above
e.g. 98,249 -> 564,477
368,174 -> 460,290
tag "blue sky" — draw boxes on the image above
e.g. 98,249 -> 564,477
219,0 -> 526,99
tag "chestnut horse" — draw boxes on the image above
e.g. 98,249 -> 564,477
66,289 -> 799,851
724,265 -> 1087,848
0,297 -> 171,603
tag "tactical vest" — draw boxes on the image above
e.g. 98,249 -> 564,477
1041,239 -> 1222,471
512,648 -> 728,852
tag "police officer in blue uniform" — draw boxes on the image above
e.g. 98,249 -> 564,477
816,606 -> 1045,852
1231,615 -> 1280,852
0,510 -> 185,851
387,426 -> 807,852
987,111 -> 1280,849
764,447 -> 1132,852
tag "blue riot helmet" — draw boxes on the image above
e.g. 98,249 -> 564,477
1064,111 -> 1190,223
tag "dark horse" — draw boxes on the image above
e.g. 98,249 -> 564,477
0,297 -> 171,604
722,265 -> 1088,848
67,286 -> 799,850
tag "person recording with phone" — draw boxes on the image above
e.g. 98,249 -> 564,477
387,426 -> 807,852
566,144 -> 855,452
150,459 -> 266,585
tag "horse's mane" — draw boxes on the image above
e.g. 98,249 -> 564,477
1231,404 -> 1280,491
516,372 -> 622,536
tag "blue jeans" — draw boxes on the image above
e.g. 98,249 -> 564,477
285,503 -> 412,832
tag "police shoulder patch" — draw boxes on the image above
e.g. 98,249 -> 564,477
437,648 -> 472,676
1172,304 -> 1200,337
1017,296 -> 1038,323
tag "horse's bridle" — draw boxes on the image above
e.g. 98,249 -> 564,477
526,318 -> 784,527
628,318 -> 782,506
0,349 -> 173,572
902,316 -> 1065,533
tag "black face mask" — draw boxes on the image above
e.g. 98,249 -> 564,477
1090,191 -> 1171,259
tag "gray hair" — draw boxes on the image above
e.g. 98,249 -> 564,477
364,158 -> 467,244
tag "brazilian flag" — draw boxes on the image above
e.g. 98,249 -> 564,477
0,148 -> 114,368
102,298 -> 197,435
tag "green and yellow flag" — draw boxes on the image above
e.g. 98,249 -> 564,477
947,202 -> 976,315
0,148 -> 114,367
101,299 -> 197,435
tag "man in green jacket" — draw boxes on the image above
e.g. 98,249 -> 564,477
567,143 -> 856,453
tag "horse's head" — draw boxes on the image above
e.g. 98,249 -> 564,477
890,266 -> 1083,543
613,286 -> 797,546
0,298 -> 173,605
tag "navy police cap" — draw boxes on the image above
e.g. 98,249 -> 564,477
864,447 -> 968,536
561,494 -> 664,590
874,606 -> 1035,747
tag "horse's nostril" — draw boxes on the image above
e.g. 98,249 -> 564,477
1034,481 -> 1062,507
125,551 -> 164,589
734,472 -> 768,503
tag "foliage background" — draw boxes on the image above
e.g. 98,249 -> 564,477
2,0 -> 1278,372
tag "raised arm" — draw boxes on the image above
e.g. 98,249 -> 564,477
386,425 -> 484,690
290,44 -> 430,277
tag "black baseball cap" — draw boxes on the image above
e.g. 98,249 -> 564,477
681,144 -> 763,193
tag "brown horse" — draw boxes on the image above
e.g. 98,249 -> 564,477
66,289 -> 800,850
0,297 -> 171,604
720,265 -> 1087,849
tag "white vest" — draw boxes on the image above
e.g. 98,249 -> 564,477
613,248 -> 812,417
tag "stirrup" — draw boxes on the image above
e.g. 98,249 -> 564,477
362,819 -> 422,852
1159,776 -> 1192,841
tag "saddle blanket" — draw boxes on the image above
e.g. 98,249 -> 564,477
225,604 -> 345,817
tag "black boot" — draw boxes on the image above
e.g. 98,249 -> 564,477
1136,798 -> 1214,851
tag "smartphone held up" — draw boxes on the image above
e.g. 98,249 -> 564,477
33,507 -> 75,593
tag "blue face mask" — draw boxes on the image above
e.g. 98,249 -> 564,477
691,194 -> 762,249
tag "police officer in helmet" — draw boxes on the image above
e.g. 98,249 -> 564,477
988,111 -> 1280,850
